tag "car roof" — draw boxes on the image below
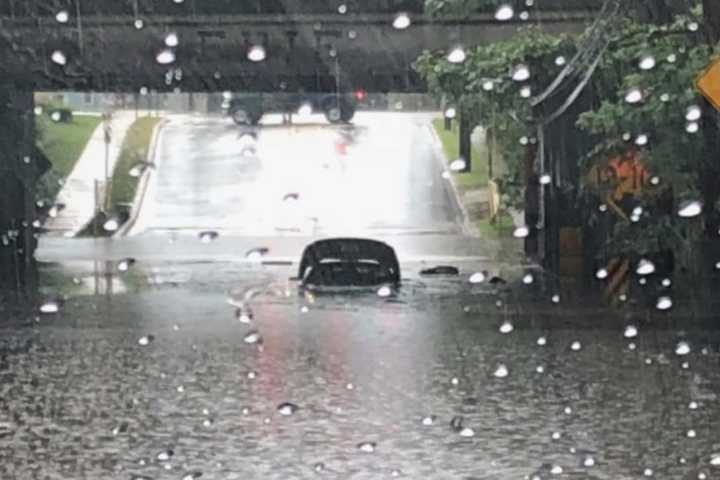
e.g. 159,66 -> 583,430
298,238 -> 399,280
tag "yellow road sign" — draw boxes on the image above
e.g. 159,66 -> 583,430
697,58 -> 720,111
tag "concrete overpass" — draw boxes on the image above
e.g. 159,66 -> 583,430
0,0 -> 603,93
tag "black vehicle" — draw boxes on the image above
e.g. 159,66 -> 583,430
297,238 -> 400,290
226,93 -> 357,125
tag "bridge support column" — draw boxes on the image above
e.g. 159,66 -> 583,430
459,113 -> 472,172
0,86 -> 39,296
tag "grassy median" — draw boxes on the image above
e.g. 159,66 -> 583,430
109,117 -> 162,207
36,115 -> 103,201
431,119 -> 488,192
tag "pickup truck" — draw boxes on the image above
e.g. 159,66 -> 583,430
224,93 -> 357,125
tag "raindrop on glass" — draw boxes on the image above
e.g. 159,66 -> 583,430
459,427 -> 475,437
134,18 -> 144,29
537,336 -> 547,346
570,341 -> 582,351
469,272 -> 486,283
165,33 -> 179,47
199,230 -> 218,243
51,50 -> 67,66
520,86 -> 532,98
656,296 -> 673,310
338,4 -> 348,14
550,465 -> 563,475
511,64 -> 531,82
583,456 -> 595,467
393,12 -> 411,30
686,105 -> 702,121
357,441 -> 376,453
536,365 -> 545,373
513,226 -> 529,238
39,301 -> 60,314
687,122 -> 699,134
277,402 -> 299,416
523,273 -> 534,284
595,268 -> 608,280
422,415 -> 435,426
555,56 -> 567,66
495,4 -> 514,20
539,173 -> 552,185
667,53 -> 677,63
660,93 -> 670,102
689,401 -> 698,410
499,321 -> 514,334
483,80 -> 495,91
449,159 -> 466,171
377,285 -> 393,297
493,364 -> 509,378
248,45 -> 267,62
635,134 -> 648,146
551,294 -> 560,303
117,258 -> 136,272
243,331 -> 262,344
156,49 -> 175,65
56,10 -> 69,23
624,325 -> 638,338
138,335 -> 154,346
638,55 -> 656,70
636,259 -> 655,275
687,429 -> 696,438
624,88 -> 643,104
678,200 -> 702,218
643,468 -> 654,476
447,46 -> 466,64
675,341 -> 690,355
444,107 -> 457,119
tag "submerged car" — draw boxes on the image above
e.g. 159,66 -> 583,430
298,238 -> 400,290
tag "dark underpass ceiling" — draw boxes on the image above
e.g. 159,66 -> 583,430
0,0 -> 604,93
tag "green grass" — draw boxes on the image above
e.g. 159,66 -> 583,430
432,119 -> 488,192
476,212 -> 515,238
37,115 -> 102,177
110,117 -> 162,206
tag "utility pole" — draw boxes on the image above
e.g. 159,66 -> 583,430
701,0 -> 720,235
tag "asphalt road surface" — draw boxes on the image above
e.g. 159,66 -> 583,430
131,112 -> 464,237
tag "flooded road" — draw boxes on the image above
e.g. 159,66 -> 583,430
2,259 -> 720,479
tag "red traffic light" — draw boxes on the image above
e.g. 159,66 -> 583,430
354,89 -> 367,101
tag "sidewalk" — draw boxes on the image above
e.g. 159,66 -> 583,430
44,111 -> 141,236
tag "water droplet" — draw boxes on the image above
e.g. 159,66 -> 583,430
447,46 -> 466,64
493,364 -> 509,378
537,336 -> 547,346
157,449 -> 174,461
635,134 -> 649,146
564,406 -> 572,414
181,472 -> 203,480
535,365 -> 544,373
422,415 -> 435,426
686,105 -> 702,121
138,335 -> 154,346
551,431 -> 561,440
698,472 -> 708,480
687,429 -> 696,438
444,107 -> 457,119
245,247 -> 269,259
243,331 -> 262,345
248,45 -> 266,62
51,50 -> 67,65
667,53 -> 677,63
469,272 -> 486,283
156,49 -> 175,65
678,200 -> 702,218
636,259 -> 655,276
499,321 -> 514,334
56,10 -> 69,23
689,401 -> 698,410
675,341 -> 691,355
313,462 -> 325,472
687,122 -> 700,133
391,469 -> 401,477
519,136 -> 529,145
338,3 -> 348,14
550,465 -> 563,475
277,402 -> 299,416
555,55 -> 567,66
165,32 -> 179,47
628,342 -> 637,350
522,273 -> 534,284
459,427 -> 475,437
117,258 -> 136,272
103,218 -> 119,232
639,55 -> 656,70
134,18 -> 144,29
583,456 -> 595,467
539,173 -> 552,185
624,325 -> 638,338
450,377 -> 459,385
570,341 -> 582,351
661,278 -> 672,287
236,308 -> 253,324
513,226 -> 529,238
392,12 -> 411,29
495,4 -> 514,20
482,80 -> 495,91
710,453 -> 720,465
625,88 -> 643,104
689,21 -> 699,31
449,158 -> 466,171
511,64 -> 531,82
520,86 -> 532,98
39,301 -> 60,314
643,468 -> 654,476
657,296 -> 673,310
595,268 -> 608,280
357,441 -> 376,453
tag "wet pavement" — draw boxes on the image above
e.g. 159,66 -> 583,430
2,261 -> 720,480
6,112 -> 720,479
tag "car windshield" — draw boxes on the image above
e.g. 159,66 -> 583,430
2,1 -> 720,479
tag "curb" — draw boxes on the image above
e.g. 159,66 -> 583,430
115,118 -> 169,237
426,121 -> 476,237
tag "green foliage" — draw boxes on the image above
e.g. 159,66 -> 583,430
110,117 -> 162,207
